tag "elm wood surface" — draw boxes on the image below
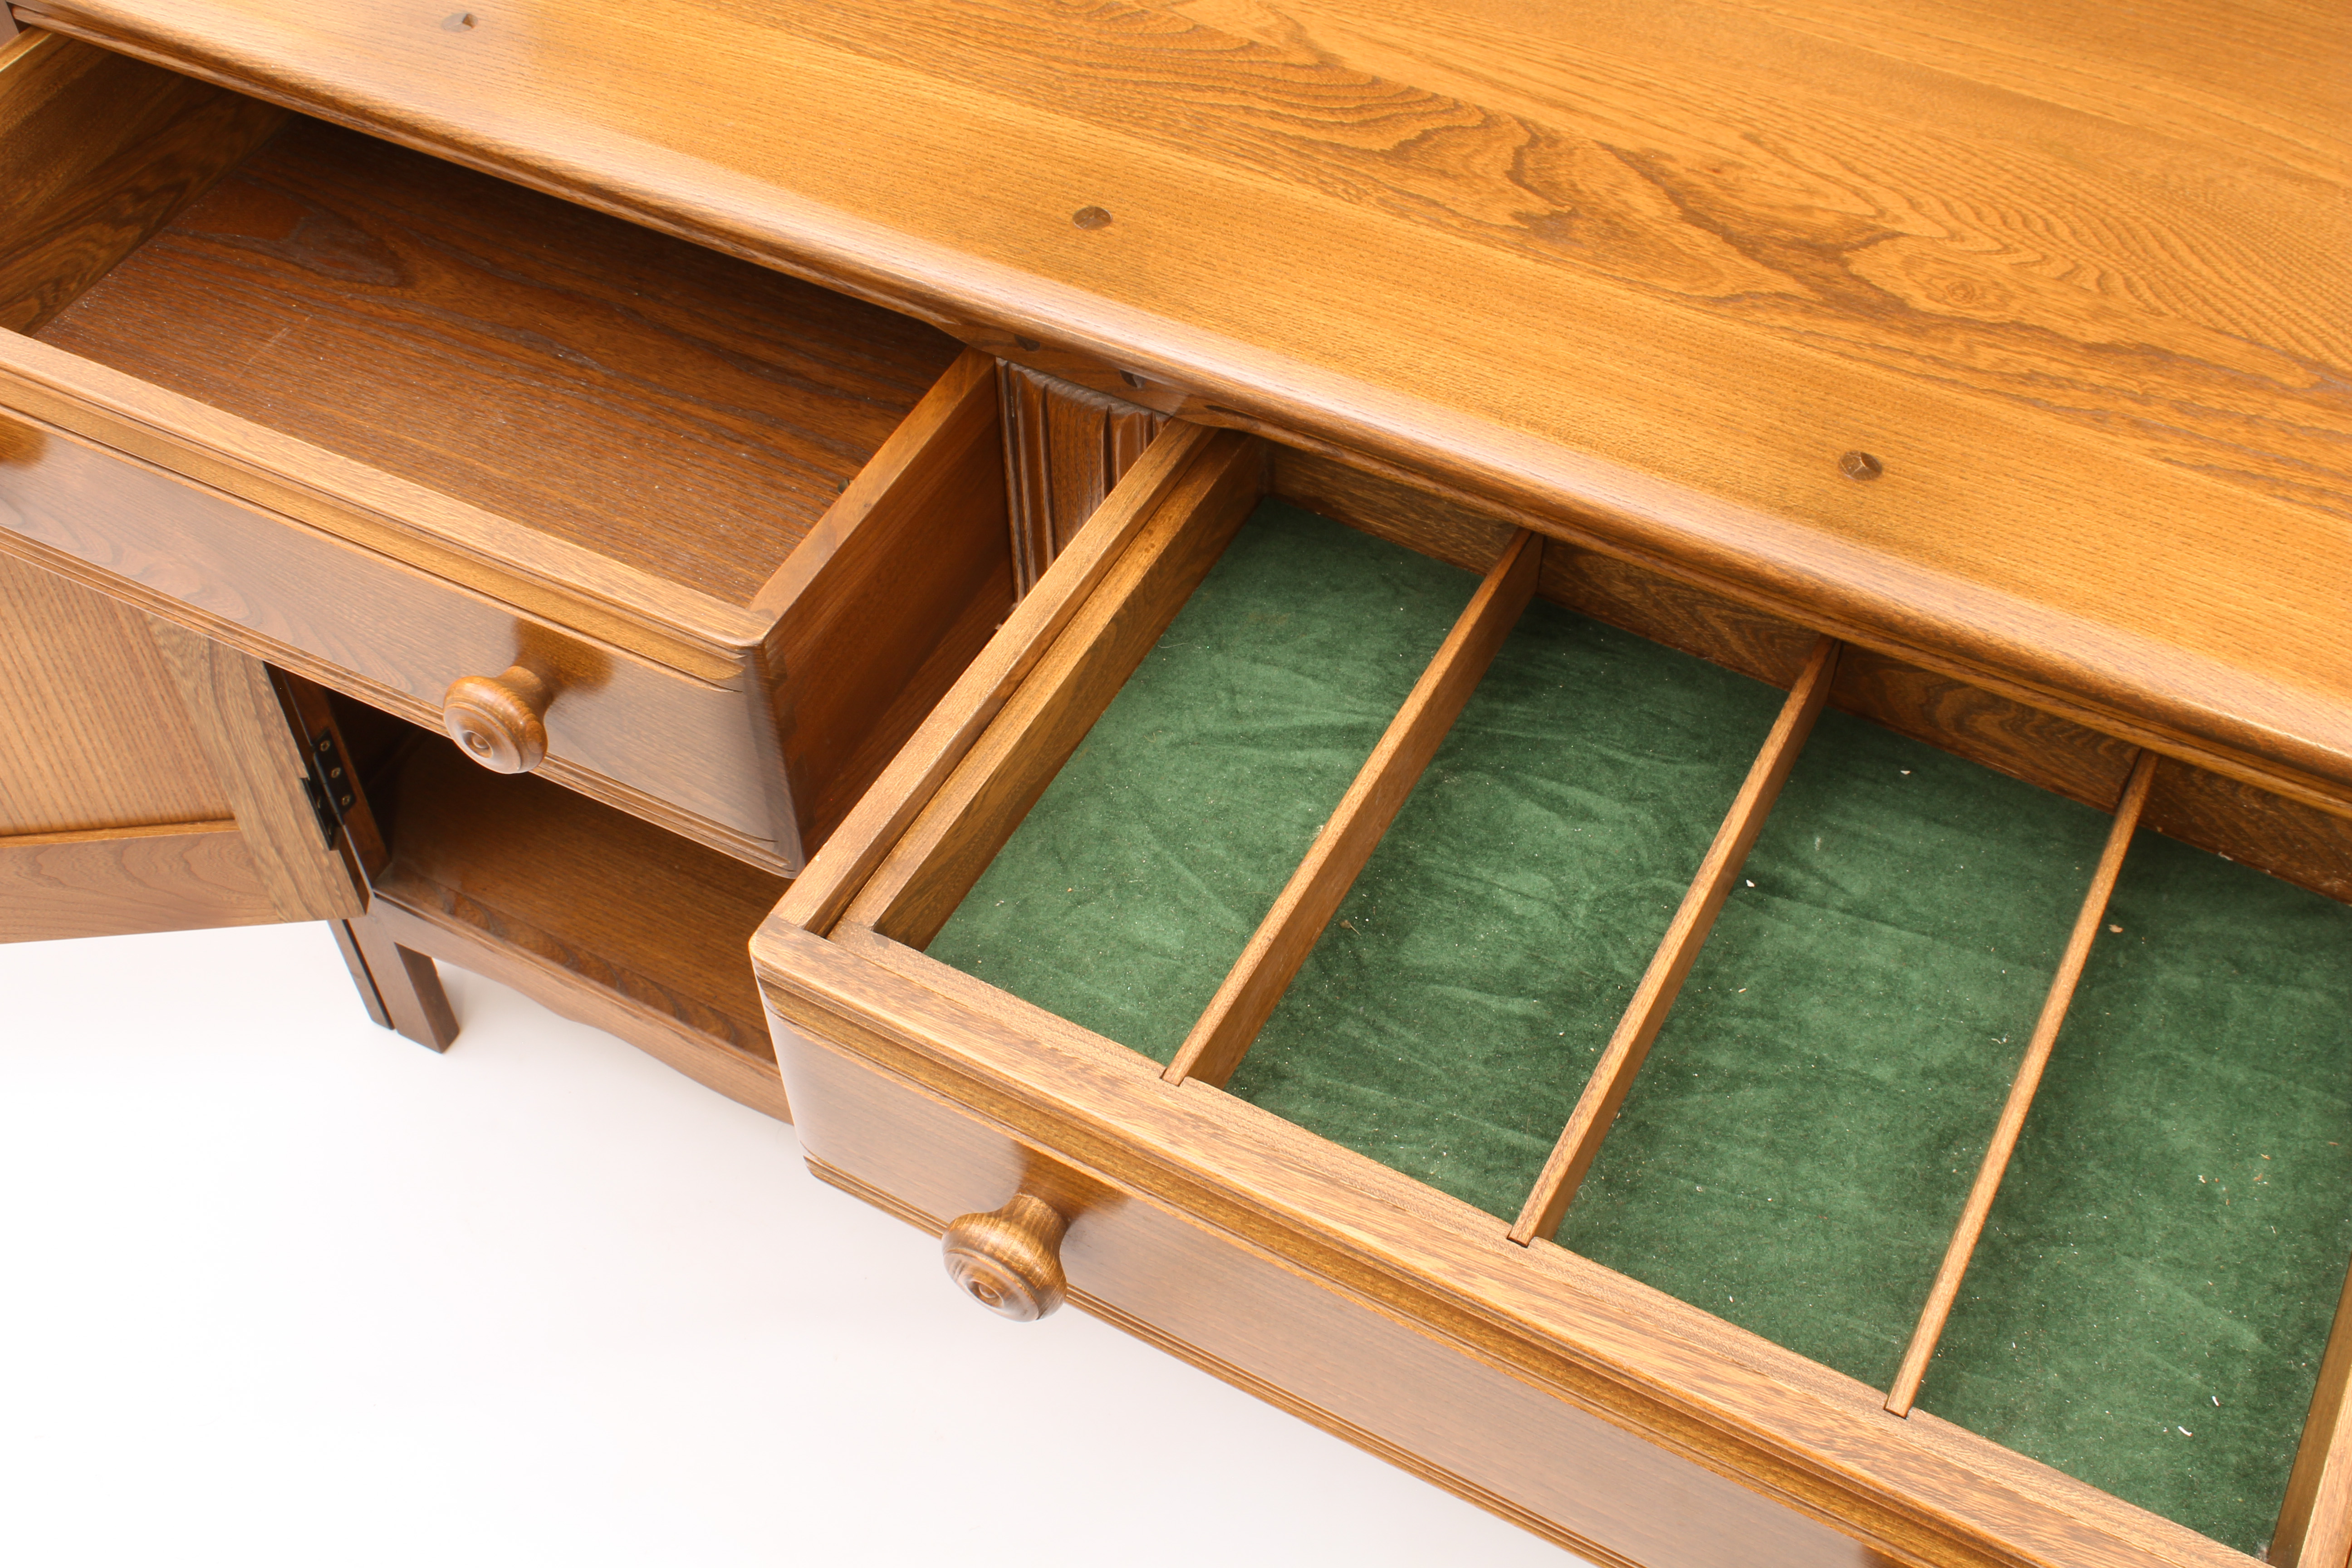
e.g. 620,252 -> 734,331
757,915 -> 2249,1568
0,416 -> 783,856
1279,446 -> 2352,911
773,419 -> 1227,941
0,821 -> 271,941
768,988 -> 1898,1568
366,735 -> 790,1120
2275,1259 -> 2352,1568
1510,636 -> 1842,1247
37,112 -> 963,606
331,913 -> 457,1053
0,545 -> 224,835
756,348 -> 1015,853
0,333 -> 1012,870
997,361 -> 1166,595
0,551 -> 356,941
760,480 -> 2266,1567
142,615 -> 365,923
848,430 -> 1267,946
1882,751 -> 2160,1419
0,36 -> 1013,870
27,0 -> 2352,819
0,27 -> 280,335
1164,528 -> 1542,1090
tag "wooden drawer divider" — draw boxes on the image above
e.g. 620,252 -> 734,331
1165,529 -> 1541,1090
1882,750 -> 2159,1416
1509,634 -> 1841,1244
798,422 -> 2352,1568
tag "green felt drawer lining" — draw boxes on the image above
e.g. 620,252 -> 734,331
926,498 -> 2352,1558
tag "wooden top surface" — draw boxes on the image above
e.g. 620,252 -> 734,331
23,0 -> 2352,798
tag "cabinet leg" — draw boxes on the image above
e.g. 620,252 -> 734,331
331,917 -> 459,1052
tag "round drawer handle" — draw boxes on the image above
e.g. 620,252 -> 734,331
441,666 -> 553,774
941,1194 -> 1068,1321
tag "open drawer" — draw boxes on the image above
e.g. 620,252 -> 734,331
0,29 -> 1010,874
755,424 -> 2352,1567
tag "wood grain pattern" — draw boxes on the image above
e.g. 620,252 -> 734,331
143,614 -> 365,922
771,419 -> 1225,939
0,547 -> 225,835
369,735 -> 789,1071
0,330 -> 771,677
1273,445 -> 1518,578
0,29 -> 282,334
332,914 -> 457,1052
849,430 -> 1265,945
1285,447 -> 2352,908
0,819 -> 274,941
328,914 -> 392,1029
999,360 -> 1167,594
2271,1255 -> 2352,1568
0,414 -> 788,858
758,348 -> 1014,856
368,890 -> 791,1122
1883,750 -> 2159,1418
755,912 -> 2251,1568
771,1005 -> 1898,1568
1165,528 -> 1541,1088
1829,646 -> 2142,816
1511,636 -> 1842,1246
37,113 -> 963,605
2145,760 -> 2352,908
33,0 -> 2352,809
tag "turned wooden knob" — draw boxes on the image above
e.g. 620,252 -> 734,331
441,666 -> 552,774
942,1194 -> 1068,1321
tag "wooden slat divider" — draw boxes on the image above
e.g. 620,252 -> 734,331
1882,748 -> 2159,1416
774,421 -> 1223,938
843,430 -> 1266,946
1164,528 -> 1541,1089
2271,1255 -> 2352,1568
1510,635 -> 1841,1246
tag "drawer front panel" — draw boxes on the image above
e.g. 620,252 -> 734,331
0,413 -> 776,847
771,1015 -> 1892,1568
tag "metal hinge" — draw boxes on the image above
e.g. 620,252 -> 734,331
299,726 -> 356,850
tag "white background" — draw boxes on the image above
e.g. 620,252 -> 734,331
0,921 -> 1588,1566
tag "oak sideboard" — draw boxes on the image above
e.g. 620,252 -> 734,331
1,4 -> 2346,1565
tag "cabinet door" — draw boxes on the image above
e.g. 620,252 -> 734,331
0,552 -> 365,942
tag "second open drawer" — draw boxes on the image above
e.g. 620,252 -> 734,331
0,29 -> 1011,874
756,423 -> 2352,1568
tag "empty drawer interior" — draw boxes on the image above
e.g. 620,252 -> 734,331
0,36 -> 963,606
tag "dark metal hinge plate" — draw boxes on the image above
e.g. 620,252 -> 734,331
299,727 -> 355,850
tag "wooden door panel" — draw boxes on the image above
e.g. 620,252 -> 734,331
0,550 -> 363,942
